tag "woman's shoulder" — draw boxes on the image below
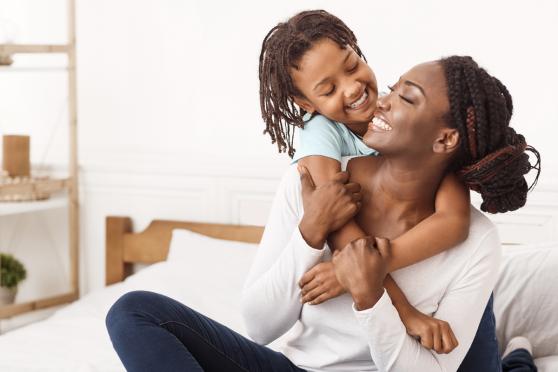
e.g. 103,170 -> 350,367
345,155 -> 381,172
454,207 -> 501,268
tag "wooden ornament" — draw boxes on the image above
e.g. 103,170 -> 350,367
2,135 -> 30,177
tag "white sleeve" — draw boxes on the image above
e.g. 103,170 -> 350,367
353,227 -> 502,372
241,166 -> 326,345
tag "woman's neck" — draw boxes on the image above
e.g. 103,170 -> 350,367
375,157 -> 446,210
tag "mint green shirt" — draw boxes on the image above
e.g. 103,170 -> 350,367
292,114 -> 378,163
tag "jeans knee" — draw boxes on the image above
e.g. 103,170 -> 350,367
106,290 -> 157,330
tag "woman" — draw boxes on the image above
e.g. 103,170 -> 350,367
106,56 -> 540,371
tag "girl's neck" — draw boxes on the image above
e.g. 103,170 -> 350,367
345,122 -> 368,137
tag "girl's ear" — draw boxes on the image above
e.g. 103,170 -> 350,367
292,96 -> 316,114
433,128 -> 460,154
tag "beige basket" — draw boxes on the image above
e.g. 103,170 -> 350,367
0,172 -> 69,202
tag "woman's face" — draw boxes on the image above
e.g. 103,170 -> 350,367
290,38 -> 378,127
363,61 -> 452,158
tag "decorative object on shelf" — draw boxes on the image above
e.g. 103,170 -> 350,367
0,135 -> 66,202
0,173 -> 68,202
2,134 -> 30,177
0,253 -> 27,305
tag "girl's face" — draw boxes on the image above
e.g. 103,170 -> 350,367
290,38 -> 378,128
364,61 -> 456,159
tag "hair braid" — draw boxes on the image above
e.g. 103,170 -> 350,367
259,10 -> 364,157
441,56 -> 541,213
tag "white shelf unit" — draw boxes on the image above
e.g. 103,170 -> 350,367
0,0 -> 79,320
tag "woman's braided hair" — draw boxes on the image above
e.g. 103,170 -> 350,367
441,56 -> 541,213
259,10 -> 365,157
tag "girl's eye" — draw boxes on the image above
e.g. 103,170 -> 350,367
324,86 -> 335,96
348,63 -> 359,73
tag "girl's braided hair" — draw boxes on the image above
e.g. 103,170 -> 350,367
259,10 -> 365,157
441,56 -> 541,213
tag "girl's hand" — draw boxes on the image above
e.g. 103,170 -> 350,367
398,305 -> 459,354
299,262 -> 346,305
298,165 -> 362,248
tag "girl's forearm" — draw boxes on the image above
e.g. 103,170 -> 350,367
328,221 -> 412,310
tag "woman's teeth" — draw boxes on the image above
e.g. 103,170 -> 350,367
371,117 -> 392,131
349,90 -> 368,109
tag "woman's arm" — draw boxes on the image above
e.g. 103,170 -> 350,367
298,156 -> 425,311
300,157 -> 462,353
298,158 -> 430,329
344,227 -> 501,372
241,165 -> 359,344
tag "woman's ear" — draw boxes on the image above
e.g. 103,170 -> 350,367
292,96 -> 316,114
433,128 -> 460,154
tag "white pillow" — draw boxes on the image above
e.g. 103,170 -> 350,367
163,228 -> 259,335
494,242 -> 558,358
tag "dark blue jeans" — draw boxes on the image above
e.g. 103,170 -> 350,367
106,290 -> 305,372
106,291 -> 535,372
459,294 -> 502,371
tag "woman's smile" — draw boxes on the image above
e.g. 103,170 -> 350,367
369,115 -> 393,132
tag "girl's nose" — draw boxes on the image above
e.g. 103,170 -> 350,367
345,81 -> 363,100
376,93 -> 391,111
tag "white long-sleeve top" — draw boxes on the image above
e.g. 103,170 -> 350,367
241,163 -> 502,372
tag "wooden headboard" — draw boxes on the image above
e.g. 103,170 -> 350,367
105,216 -> 264,285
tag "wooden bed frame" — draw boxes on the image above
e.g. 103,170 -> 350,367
105,216 -> 264,285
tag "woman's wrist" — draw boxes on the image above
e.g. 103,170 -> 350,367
299,218 -> 327,249
352,288 -> 384,311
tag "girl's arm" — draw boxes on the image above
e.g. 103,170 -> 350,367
327,170 -> 471,272
300,156 -> 465,353
297,157 -> 415,311
387,173 -> 470,271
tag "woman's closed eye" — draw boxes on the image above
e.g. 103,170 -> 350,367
387,85 -> 414,104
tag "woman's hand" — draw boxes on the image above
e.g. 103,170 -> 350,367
299,262 -> 346,305
332,236 -> 390,310
398,305 -> 459,354
298,165 -> 362,248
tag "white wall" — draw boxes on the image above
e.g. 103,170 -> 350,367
1,0 -> 557,312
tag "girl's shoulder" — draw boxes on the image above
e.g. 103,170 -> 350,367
292,114 -> 346,163
301,114 -> 345,135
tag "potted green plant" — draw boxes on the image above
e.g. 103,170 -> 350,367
0,253 -> 27,305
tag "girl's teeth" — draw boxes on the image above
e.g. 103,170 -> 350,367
350,91 -> 368,109
372,117 -> 392,131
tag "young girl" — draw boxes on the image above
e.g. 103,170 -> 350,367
259,9 -> 475,356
